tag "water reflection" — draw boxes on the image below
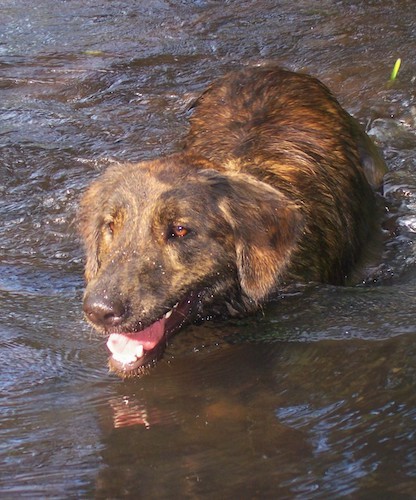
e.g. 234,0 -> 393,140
93,332 -> 416,497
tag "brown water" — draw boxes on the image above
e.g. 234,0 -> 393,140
1,1 -> 416,497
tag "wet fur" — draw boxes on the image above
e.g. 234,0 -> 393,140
79,66 -> 386,369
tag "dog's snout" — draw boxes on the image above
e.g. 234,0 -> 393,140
83,293 -> 126,329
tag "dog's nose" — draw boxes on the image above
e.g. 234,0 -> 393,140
83,293 -> 126,329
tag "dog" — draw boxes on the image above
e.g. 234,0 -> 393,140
79,66 -> 387,377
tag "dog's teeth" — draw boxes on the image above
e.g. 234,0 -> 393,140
165,310 -> 173,319
112,352 -> 136,364
135,344 -> 144,358
173,302 -> 179,309
112,344 -> 144,365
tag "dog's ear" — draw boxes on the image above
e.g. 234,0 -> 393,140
78,182 -> 103,282
218,171 -> 303,303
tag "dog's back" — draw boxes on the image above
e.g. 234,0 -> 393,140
185,66 -> 387,284
186,66 -> 385,186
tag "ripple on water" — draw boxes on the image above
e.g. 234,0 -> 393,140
0,289 -> 111,497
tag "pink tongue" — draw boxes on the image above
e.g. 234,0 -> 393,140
107,317 -> 166,360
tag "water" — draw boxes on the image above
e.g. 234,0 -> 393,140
1,0 -> 415,497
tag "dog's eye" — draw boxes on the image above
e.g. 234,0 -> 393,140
107,221 -> 115,235
168,225 -> 190,239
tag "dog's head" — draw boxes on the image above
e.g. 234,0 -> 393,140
79,155 -> 302,377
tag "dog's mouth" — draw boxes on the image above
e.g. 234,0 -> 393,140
106,292 -> 199,377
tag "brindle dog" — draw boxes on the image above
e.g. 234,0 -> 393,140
80,66 -> 387,377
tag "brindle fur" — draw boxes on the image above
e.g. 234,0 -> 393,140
79,66 -> 386,374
